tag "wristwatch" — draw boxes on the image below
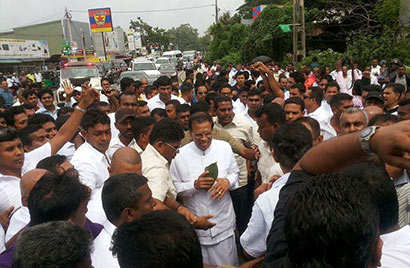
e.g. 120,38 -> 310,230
359,126 -> 380,155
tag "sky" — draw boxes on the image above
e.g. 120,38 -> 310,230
0,0 -> 244,35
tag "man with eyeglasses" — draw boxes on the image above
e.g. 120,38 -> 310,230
170,112 -> 240,266
141,119 -> 199,227
304,86 -> 328,123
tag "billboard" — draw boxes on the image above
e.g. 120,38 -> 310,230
88,8 -> 113,33
0,39 -> 49,60
252,5 -> 266,20
127,29 -> 142,51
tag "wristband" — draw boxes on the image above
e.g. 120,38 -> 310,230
75,106 -> 86,113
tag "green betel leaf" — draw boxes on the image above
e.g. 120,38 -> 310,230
205,162 -> 218,180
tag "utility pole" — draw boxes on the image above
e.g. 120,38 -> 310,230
64,7 -> 73,43
292,0 -> 306,63
215,0 -> 219,23
81,27 -> 86,60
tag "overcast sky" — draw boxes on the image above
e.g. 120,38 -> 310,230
0,0 -> 244,35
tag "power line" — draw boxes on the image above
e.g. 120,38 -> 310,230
69,4 -> 214,14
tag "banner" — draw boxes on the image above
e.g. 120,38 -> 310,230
88,8 -> 113,33
127,29 -> 142,51
0,39 -> 49,60
252,5 -> 266,20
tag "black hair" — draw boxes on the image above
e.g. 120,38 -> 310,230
309,86 -> 324,104
36,155 -> 68,175
399,98 -> 410,107
133,80 -> 142,89
37,88 -> 53,99
384,83 -> 405,96
165,100 -> 181,109
255,103 -> 286,126
284,97 -> 305,111
149,118 -> 184,144
248,88 -> 261,98
150,108 -> 168,119
329,93 -> 353,108
132,116 -> 156,141
22,89 -> 37,100
285,173 -> 379,268
18,124 -> 43,146
80,109 -> 110,131
289,71 -> 305,84
101,77 -> 110,85
120,77 -> 135,92
176,104 -> 191,114
343,162 -> 398,232
3,106 -> 26,127
272,123 -> 312,170
205,92 -> 218,105
102,173 -> 148,223
219,83 -> 232,93
214,95 -> 232,110
55,114 -> 70,130
244,80 -> 256,88
0,126 -> 18,143
119,91 -> 137,104
368,114 -> 400,126
362,84 -> 381,93
144,85 -> 157,96
155,76 -> 171,87
27,172 -> 89,225
235,70 -> 246,78
211,81 -> 222,92
181,82 -> 193,95
289,83 -> 306,94
27,113 -> 55,126
22,103 -> 35,111
57,106 -> 74,117
188,112 -> 213,131
263,95 -> 275,104
112,210 -> 203,268
137,100 -> 148,107
295,117 -> 321,139
190,101 -> 210,115
325,81 -> 340,92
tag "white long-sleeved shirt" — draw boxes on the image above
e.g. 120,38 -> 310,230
71,142 -> 110,194
91,220 -> 119,268
170,140 -> 239,245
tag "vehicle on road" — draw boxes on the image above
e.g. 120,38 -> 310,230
155,57 -> 171,69
118,71 -> 149,85
158,63 -> 178,77
129,60 -> 161,85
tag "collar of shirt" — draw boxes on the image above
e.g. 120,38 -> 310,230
144,144 -> 168,167
191,139 -> 214,156
36,105 -> 59,115
103,219 -> 117,236
82,142 -> 111,165
214,116 -> 239,129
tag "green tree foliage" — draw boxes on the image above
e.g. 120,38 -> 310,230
168,24 -> 200,51
298,49 -> 343,69
237,0 -> 288,19
375,0 -> 401,30
130,18 -> 170,51
241,4 -> 293,63
206,13 -> 249,64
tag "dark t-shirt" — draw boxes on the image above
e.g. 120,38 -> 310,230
262,170 -> 313,268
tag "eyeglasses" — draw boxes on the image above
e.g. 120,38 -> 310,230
164,142 -> 180,152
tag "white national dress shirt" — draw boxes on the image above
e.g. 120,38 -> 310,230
5,206 -> 29,242
307,105 -> 329,123
141,144 -> 176,202
147,94 -> 184,111
0,174 -> 21,213
380,225 -> 410,268
321,100 -> 333,119
214,115 -> 254,188
240,173 -> 290,258
71,142 -> 110,194
319,114 -> 337,141
106,135 -> 138,160
22,142 -> 52,175
257,141 -> 283,184
233,99 -> 246,114
108,113 -> 119,139
170,139 -> 239,245
86,187 -> 106,224
91,220 -> 120,268
56,142 -> 75,161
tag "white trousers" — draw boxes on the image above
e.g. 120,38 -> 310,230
201,234 -> 238,266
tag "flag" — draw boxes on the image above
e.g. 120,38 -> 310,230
88,8 -> 113,33
252,6 -> 262,20
279,24 -> 291,33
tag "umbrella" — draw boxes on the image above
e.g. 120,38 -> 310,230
251,55 -> 272,64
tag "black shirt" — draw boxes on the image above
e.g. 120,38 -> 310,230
262,170 -> 313,268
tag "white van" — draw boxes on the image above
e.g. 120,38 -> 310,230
162,50 -> 183,60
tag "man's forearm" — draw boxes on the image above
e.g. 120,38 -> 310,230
296,132 -> 366,174
266,72 -> 284,98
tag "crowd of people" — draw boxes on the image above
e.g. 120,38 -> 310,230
0,56 -> 409,268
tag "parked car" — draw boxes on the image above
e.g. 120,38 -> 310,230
118,71 -> 149,85
158,63 -> 178,77
155,57 -> 171,69
129,60 -> 161,85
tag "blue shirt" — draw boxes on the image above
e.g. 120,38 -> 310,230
35,105 -> 60,120
0,89 -> 13,107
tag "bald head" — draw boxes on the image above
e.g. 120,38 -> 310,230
110,147 -> 142,176
272,97 -> 285,107
364,105 -> 384,122
20,169 -> 48,206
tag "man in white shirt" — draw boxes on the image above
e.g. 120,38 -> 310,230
107,108 -> 136,160
214,95 -> 254,235
141,118 -> 197,224
304,87 -> 328,123
147,76 -> 184,111
255,103 -> 286,186
319,93 -> 353,140
240,123 -> 312,259
322,81 -> 340,118
371,59 -> 381,77
108,91 -> 138,139
34,71 -> 42,89
92,173 -> 154,268
170,112 -> 240,266
71,109 -> 111,194
130,116 -> 155,154
35,88 -> 60,120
